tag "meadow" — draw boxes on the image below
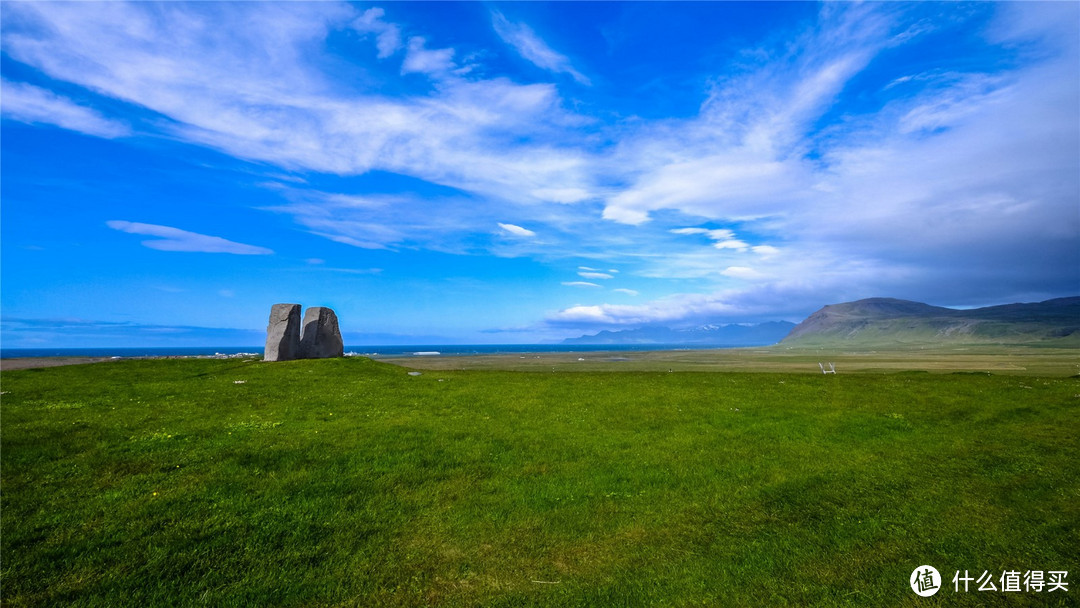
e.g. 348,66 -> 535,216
1,354 -> 1078,606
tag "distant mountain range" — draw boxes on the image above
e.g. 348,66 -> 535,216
780,297 -> 1080,347
561,297 -> 1079,348
562,321 -> 796,346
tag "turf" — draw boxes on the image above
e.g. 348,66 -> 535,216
2,357 -> 1078,606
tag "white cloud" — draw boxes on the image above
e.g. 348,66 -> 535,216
721,266 -> 765,280
498,223 -> 537,238
592,2 -> 1077,314
491,11 -> 590,85
672,227 -> 752,252
351,7 -> 402,59
530,187 -> 591,203
1,3 -> 593,210
106,221 -> 273,255
612,288 -> 639,296
547,285 -> 804,327
5,1 -> 1076,327
671,228 -> 736,240
316,267 -> 383,275
401,36 -> 457,76
262,185 -> 559,254
578,271 -> 613,280
752,245 -> 780,258
550,305 -> 610,323
562,281 -> 601,288
1,79 -> 129,138
713,240 -> 750,251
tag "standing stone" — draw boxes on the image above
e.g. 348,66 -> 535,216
299,306 -> 344,359
264,303 -> 302,362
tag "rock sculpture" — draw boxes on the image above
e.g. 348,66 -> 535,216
299,306 -> 344,359
264,303 -> 344,361
264,303 -> 301,362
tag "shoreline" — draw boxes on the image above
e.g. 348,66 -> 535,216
0,352 -> 261,371
2,345 -> 1077,376
0,357 -> 122,371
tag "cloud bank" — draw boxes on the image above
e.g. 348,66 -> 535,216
2,2 -> 1076,335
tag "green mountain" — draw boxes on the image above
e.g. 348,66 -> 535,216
781,297 -> 1080,347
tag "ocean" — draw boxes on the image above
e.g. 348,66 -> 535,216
0,344 -> 740,360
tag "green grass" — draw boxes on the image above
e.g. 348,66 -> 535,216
2,357 -> 1078,606
378,345 -> 1080,376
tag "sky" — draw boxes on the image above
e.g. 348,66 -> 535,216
1,1 -> 1078,348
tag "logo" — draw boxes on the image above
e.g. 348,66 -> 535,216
911,565 -> 941,597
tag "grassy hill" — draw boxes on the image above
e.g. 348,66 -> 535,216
781,297 -> 1080,348
3,356 -> 1079,606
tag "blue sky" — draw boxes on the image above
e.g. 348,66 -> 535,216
2,1 -> 1078,347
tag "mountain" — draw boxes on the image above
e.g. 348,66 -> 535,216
781,297 -> 1080,347
562,321 -> 796,346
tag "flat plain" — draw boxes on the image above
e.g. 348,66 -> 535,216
379,345 -> 1080,376
1,349 -> 1078,606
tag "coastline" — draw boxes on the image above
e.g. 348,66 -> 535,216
0,351 -> 261,371
3,345 -> 1075,376
0,357 -> 122,371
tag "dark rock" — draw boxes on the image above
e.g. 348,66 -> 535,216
299,306 -> 344,359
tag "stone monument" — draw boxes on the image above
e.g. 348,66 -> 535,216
264,303 -> 344,361
299,306 -> 344,359
264,303 -> 301,362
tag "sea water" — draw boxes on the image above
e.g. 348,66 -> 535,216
0,344 -> 740,360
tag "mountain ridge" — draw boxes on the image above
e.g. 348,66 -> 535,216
781,296 -> 1080,346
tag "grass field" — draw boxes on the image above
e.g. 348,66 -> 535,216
377,345 -> 1080,376
2,354 -> 1078,606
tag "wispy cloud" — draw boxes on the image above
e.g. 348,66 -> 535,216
721,266 -> 766,280
587,2 -> 1077,317
491,11 -> 591,85
498,223 -> 537,238
547,282 -> 830,328
1,2 -> 593,209
401,36 -> 458,77
671,227 -> 755,252
4,2 -> 1076,335
351,7 -> 402,59
1,79 -> 129,138
106,221 -> 273,255
578,271 -> 613,280
313,267 -> 383,275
